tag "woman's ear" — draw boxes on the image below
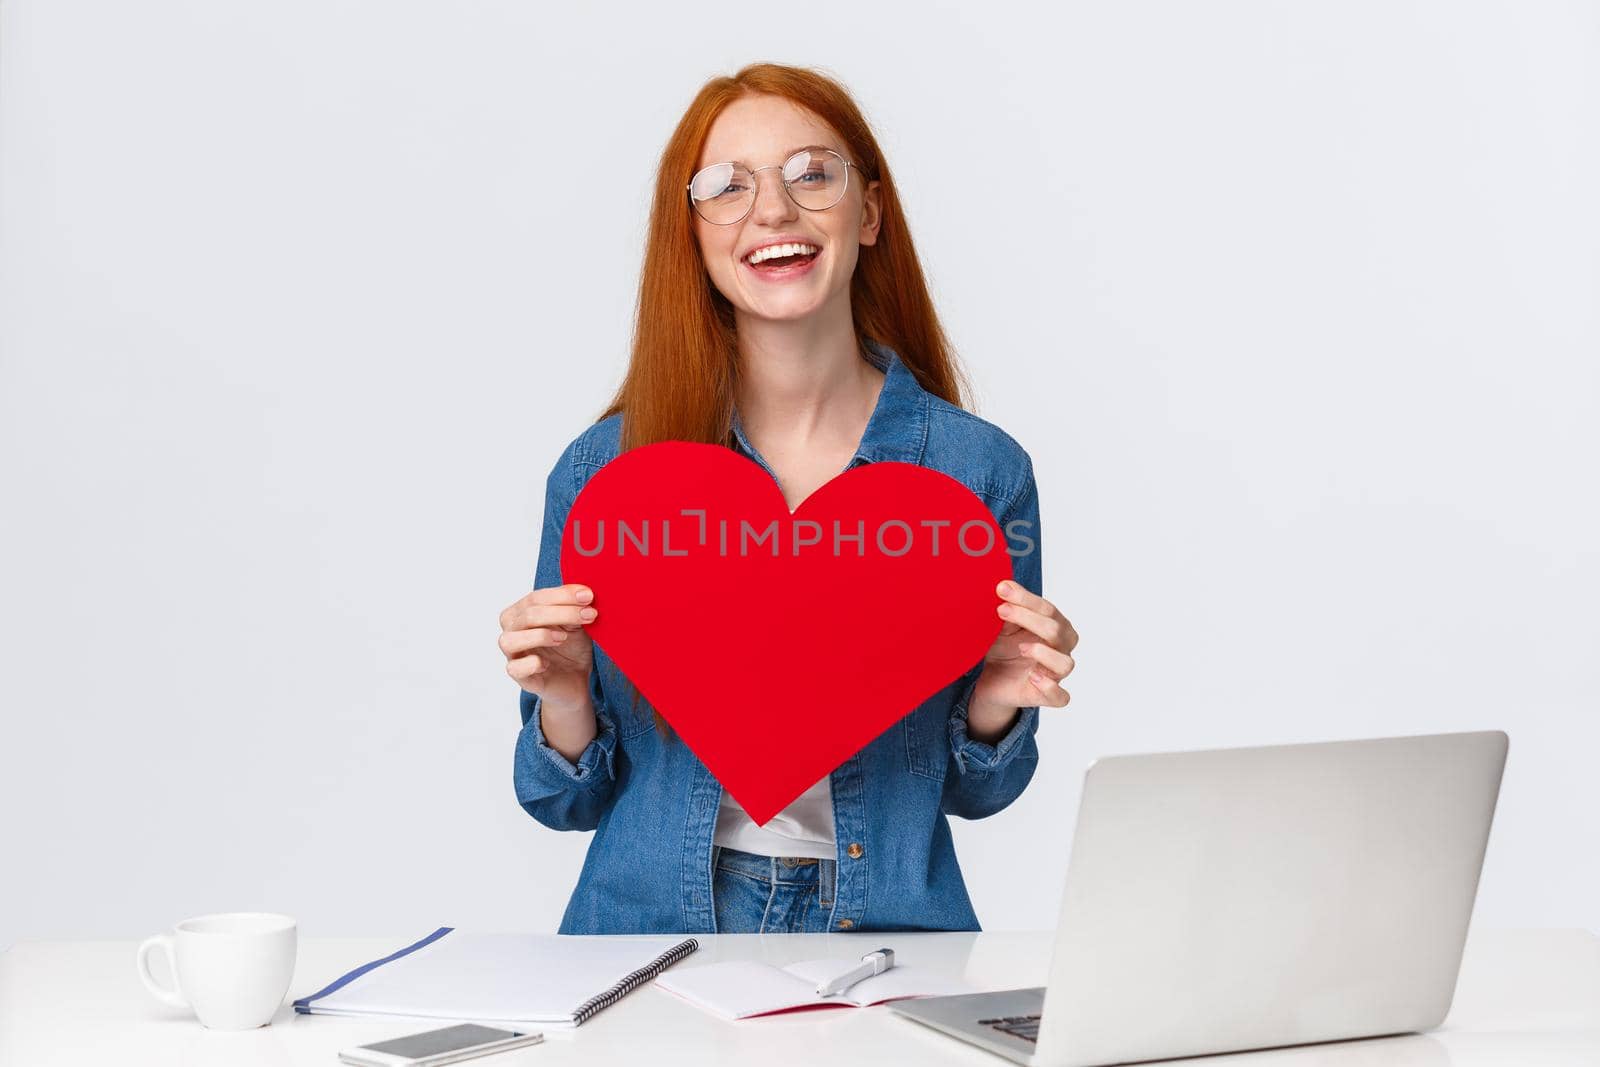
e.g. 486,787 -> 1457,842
858,179 -> 883,247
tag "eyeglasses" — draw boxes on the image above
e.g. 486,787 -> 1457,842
687,147 -> 857,225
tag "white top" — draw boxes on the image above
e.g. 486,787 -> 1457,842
712,774 -> 836,859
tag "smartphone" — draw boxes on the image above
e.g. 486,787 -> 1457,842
337,1023 -> 544,1066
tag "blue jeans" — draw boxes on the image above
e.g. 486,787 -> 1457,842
711,846 -> 838,933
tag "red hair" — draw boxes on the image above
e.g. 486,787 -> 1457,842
593,62 -> 978,737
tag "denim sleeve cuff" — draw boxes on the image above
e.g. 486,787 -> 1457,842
947,670 -> 1040,775
523,674 -> 618,789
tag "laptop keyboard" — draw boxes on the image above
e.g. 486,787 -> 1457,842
979,1014 -> 1042,1043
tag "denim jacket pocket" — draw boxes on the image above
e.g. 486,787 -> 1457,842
903,700 -> 950,781
614,702 -> 657,741
594,656 -> 657,740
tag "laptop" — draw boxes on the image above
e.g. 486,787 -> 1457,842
889,730 -> 1508,1067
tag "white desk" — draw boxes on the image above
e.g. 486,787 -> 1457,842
1,928 -> 1595,1066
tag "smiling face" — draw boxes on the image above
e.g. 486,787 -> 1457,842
691,94 -> 881,325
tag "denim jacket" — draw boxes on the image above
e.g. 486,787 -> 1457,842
513,339 -> 1044,934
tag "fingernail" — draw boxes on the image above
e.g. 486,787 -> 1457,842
580,608 -> 597,621
997,581 -> 1012,595
575,588 -> 593,604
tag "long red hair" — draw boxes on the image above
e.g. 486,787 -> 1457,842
593,62 -> 977,738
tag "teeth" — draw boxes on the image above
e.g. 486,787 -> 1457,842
745,242 -> 820,265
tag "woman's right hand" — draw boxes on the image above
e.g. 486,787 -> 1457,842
499,583 -> 599,715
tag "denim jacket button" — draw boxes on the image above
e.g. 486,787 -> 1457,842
837,918 -> 855,929
846,842 -> 864,859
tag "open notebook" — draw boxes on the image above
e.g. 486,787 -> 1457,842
294,928 -> 698,1029
654,957 -> 977,1020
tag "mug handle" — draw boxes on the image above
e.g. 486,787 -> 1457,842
136,934 -> 190,1009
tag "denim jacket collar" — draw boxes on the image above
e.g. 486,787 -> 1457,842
728,338 -> 930,469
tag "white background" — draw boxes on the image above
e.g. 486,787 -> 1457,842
2,1 -> 1595,953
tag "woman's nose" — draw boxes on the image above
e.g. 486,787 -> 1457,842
749,171 -> 799,225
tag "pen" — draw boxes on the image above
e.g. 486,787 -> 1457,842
816,947 -> 895,997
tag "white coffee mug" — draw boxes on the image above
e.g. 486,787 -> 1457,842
136,912 -> 297,1029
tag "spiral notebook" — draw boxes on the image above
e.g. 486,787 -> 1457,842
293,927 -> 699,1029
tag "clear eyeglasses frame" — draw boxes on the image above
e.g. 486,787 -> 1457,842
686,147 -> 858,226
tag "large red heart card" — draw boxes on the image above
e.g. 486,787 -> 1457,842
560,440 -> 1012,824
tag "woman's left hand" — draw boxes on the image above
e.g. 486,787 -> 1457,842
971,580 -> 1078,712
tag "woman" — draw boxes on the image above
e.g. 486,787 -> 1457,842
497,62 -> 1078,935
